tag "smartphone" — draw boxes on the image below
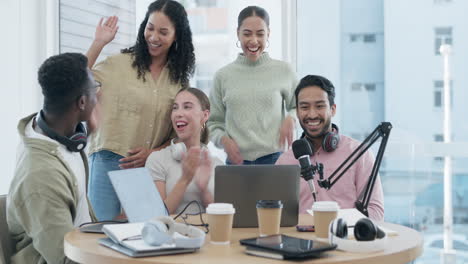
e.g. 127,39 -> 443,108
296,225 -> 315,232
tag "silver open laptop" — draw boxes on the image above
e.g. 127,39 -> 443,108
214,165 -> 300,228
108,167 -> 168,223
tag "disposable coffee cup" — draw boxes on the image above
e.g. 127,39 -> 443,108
256,200 -> 283,237
312,201 -> 339,239
206,203 -> 235,245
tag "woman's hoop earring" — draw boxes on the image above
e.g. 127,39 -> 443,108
266,40 -> 270,49
236,40 -> 241,48
173,41 -> 178,51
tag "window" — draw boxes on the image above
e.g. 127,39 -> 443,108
434,0 -> 452,4
195,0 -> 217,7
434,27 -> 452,55
350,34 -> 361,42
297,1 -> 468,263
185,0 -> 283,96
364,83 -> 376,91
363,34 -> 376,43
351,83 -> 362,91
351,83 -> 376,92
433,80 -> 453,107
350,33 -> 377,43
434,134 -> 443,161
434,80 -> 443,107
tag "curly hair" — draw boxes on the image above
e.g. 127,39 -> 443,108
38,53 -> 90,114
122,0 -> 195,87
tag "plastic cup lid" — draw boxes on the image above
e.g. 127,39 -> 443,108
256,200 -> 283,209
311,201 -> 340,212
206,203 -> 235,214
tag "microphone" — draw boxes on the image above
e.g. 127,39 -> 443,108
292,138 -> 317,201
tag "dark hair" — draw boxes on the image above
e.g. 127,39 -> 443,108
237,6 -> 270,29
122,0 -> 195,87
295,75 -> 336,107
176,88 -> 210,144
38,53 -> 90,114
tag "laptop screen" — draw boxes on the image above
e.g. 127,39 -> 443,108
108,167 -> 168,223
214,165 -> 300,228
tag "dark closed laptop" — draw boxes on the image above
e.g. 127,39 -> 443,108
214,165 -> 300,228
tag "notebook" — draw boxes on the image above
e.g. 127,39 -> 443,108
98,237 -> 197,258
108,167 -> 168,223
214,165 -> 300,227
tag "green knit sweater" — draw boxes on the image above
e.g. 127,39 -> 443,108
208,53 -> 297,161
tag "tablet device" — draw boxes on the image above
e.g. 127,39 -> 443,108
240,234 -> 336,259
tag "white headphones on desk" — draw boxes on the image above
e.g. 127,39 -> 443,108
142,216 -> 206,248
328,218 -> 387,253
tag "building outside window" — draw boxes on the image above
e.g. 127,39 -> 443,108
364,83 -> 376,91
434,27 -> 452,55
433,80 -> 453,108
363,33 -> 376,43
351,82 -> 362,91
297,1 -> 468,263
349,33 -> 377,43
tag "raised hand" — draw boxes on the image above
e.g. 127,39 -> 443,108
87,16 -> 119,68
94,16 -> 119,46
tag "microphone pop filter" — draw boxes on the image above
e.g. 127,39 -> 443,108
292,138 -> 313,159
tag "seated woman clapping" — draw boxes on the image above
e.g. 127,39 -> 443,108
146,88 -> 223,214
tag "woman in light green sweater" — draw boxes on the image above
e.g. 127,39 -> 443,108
208,6 -> 297,165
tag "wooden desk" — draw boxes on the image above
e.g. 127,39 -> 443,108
64,214 -> 423,264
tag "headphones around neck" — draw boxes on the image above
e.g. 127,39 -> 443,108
142,216 -> 205,248
329,217 -> 387,253
170,139 -> 187,161
36,110 -> 87,152
171,139 -> 209,161
303,123 -> 340,154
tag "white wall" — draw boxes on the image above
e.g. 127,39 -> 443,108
60,0 -> 136,63
0,0 -> 50,194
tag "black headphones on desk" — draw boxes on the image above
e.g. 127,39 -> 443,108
36,110 -> 88,152
329,218 -> 387,253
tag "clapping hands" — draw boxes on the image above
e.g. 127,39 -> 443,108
181,146 -> 213,191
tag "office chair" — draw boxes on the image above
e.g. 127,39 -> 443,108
0,195 -> 13,264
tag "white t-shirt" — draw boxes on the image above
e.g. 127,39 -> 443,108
145,142 -> 224,214
25,116 -> 91,227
